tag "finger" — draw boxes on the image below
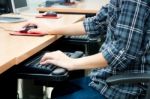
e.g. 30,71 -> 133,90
40,56 -> 49,63
40,54 -> 53,63
40,59 -> 55,65
40,51 -> 61,63
27,29 -> 43,34
23,22 -> 38,28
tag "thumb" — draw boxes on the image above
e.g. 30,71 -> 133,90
28,29 -> 41,33
28,29 -> 48,35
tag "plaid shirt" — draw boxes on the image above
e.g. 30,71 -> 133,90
83,0 -> 150,99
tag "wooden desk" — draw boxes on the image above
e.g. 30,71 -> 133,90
37,0 -> 109,15
0,14 -> 84,74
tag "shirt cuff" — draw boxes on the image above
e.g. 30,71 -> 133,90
83,18 -> 101,38
101,46 -> 130,70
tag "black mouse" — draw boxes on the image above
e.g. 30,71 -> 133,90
20,25 -> 38,33
43,11 -> 57,16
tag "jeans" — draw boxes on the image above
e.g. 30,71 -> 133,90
51,77 -> 106,99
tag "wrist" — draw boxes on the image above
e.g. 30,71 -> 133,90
47,28 -> 61,35
69,59 -> 79,71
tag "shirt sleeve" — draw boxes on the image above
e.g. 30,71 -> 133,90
83,4 -> 109,39
101,1 -> 150,70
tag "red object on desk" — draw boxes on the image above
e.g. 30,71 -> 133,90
36,11 -> 61,19
35,15 -> 61,19
9,31 -> 46,36
9,24 -> 46,36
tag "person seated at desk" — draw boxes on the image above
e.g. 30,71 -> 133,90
22,0 -> 150,99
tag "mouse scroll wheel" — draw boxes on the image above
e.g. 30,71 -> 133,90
29,25 -> 38,28
26,25 -> 38,30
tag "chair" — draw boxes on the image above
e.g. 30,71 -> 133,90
106,73 -> 150,99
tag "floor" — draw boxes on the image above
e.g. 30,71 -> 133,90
17,79 -> 53,99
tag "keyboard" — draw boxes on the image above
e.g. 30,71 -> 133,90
64,35 -> 89,41
63,35 -> 102,43
17,51 -> 84,81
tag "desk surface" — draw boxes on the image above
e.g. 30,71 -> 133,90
0,14 -> 84,74
37,0 -> 109,14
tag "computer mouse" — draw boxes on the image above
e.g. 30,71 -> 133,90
20,25 -> 38,33
42,11 -> 57,17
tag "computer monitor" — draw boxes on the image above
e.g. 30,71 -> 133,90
45,0 -> 74,7
0,0 -> 27,23
11,0 -> 29,13
0,0 -> 12,14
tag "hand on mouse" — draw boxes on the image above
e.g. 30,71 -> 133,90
19,24 -> 38,33
21,21 -> 52,35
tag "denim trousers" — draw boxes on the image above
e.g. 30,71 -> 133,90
51,76 -> 106,99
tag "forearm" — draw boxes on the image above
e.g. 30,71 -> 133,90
48,21 -> 86,35
71,53 -> 108,70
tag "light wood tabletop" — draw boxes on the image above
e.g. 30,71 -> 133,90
0,14 -> 85,74
37,0 -> 109,14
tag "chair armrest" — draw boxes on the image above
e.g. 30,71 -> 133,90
106,73 -> 150,85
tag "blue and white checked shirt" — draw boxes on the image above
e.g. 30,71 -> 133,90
83,0 -> 150,99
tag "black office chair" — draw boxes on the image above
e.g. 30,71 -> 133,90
106,73 -> 150,99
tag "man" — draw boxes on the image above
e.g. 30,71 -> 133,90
24,0 -> 150,98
